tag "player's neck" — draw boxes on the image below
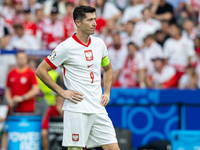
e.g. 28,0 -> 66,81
76,32 -> 90,45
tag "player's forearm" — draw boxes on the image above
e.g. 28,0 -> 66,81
36,67 -> 65,97
23,85 -> 39,100
103,64 -> 113,96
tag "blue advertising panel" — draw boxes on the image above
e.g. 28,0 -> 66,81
106,105 -> 179,148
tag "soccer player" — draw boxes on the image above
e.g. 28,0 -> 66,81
36,6 -> 120,150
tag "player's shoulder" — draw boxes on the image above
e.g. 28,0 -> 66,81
90,35 -> 105,45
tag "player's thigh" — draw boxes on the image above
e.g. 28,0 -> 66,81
62,111 -> 92,147
86,113 -> 117,148
101,143 -> 120,150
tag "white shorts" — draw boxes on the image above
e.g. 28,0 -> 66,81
62,111 -> 118,148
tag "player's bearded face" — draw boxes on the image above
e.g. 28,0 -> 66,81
81,12 -> 97,35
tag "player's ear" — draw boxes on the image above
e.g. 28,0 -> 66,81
75,19 -> 81,28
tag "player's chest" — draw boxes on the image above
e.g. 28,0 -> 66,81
66,47 -> 102,70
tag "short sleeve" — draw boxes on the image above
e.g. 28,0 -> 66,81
102,41 -> 108,59
45,42 -> 67,70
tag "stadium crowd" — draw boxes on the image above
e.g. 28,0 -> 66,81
0,0 -> 200,149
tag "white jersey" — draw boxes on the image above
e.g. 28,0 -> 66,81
163,36 -> 195,71
45,34 -> 108,113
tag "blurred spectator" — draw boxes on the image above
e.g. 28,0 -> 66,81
108,31 -> 128,86
133,7 -> 161,47
179,64 -> 198,89
23,8 -> 37,36
148,56 -> 178,88
23,0 -> 43,17
195,48 -> 200,88
0,0 -> 15,26
10,24 -> 39,50
194,36 -> 200,50
120,20 -> 137,47
41,95 -> 64,150
95,0 -> 121,21
154,20 -> 170,47
99,19 -> 116,49
12,0 -> 24,25
42,7 -> 64,50
63,2 -> 76,39
185,0 -> 200,18
182,18 -> 198,41
151,0 -> 174,22
1,51 -> 39,150
121,0 -> 145,24
164,23 -> 195,77
35,7 -> 51,48
166,0 -> 185,16
0,27 -> 16,89
141,34 -> 164,78
155,30 -> 169,47
113,0 -> 129,10
118,42 -> 146,87
43,0 -> 66,19
5,51 -> 39,112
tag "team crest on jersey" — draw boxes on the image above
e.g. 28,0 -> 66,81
72,134 -> 79,142
84,50 -> 93,61
48,51 -> 57,60
20,77 -> 27,84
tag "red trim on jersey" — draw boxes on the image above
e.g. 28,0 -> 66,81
72,33 -> 91,47
62,64 -> 66,76
45,57 -> 57,70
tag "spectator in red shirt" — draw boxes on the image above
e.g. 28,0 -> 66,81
63,2 -> 76,39
23,8 -> 37,36
1,51 -> 39,150
42,7 -> 64,50
42,95 -> 64,150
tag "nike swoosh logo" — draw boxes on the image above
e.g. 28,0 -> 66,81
87,64 -> 93,68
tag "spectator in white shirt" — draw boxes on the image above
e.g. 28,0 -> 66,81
148,56 -> 178,89
182,18 -> 198,41
133,7 -> 161,47
119,42 -> 146,88
164,23 -> 195,78
120,20 -> 137,47
179,64 -> 198,89
195,48 -> 200,88
141,34 -> 165,77
121,0 -> 145,24
108,31 -> 128,86
95,0 -> 121,21
10,24 -> 39,50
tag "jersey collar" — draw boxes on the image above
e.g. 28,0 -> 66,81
72,33 -> 91,47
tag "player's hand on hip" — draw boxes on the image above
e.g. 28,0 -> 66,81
62,90 -> 83,104
100,94 -> 110,107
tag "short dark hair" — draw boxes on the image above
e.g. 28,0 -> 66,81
144,34 -> 155,41
170,23 -> 182,31
127,42 -> 138,50
13,24 -> 24,30
73,6 -> 96,23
